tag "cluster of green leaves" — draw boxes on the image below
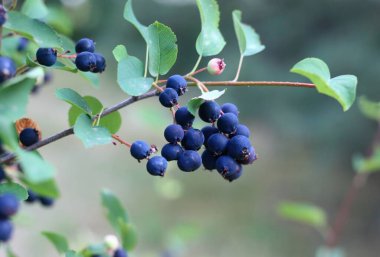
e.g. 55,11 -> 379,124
40,190 -> 136,257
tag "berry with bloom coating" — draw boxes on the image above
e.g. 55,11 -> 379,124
201,150 -> 218,170
227,135 -> 251,161
215,155 -> 242,182
0,194 -> 19,218
181,128 -> 204,151
164,124 -> 184,143
161,144 -> 183,161
232,124 -> 250,138
75,38 -> 95,53
217,113 -> 239,135
0,219 -> 13,242
130,141 -> 152,161
19,128 -> 39,147
36,48 -> 57,67
198,101 -> 221,123
0,56 -> 16,83
113,248 -> 128,257
166,75 -> 187,95
207,133 -> 229,156
93,53 -> 106,73
177,150 -> 201,172
146,156 -> 167,177
75,52 -> 97,72
207,58 -> 226,75
201,126 -> 219,147
159,88 -> 178,108
175,107 -> 195,129
221,103 -> 239,116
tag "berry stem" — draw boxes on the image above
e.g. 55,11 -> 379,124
188,54 -> 202,75
185,76 -> 209,92
152,82 -> 164,92
16,64 -> 29,75
187,67 -> 207,77
233,54 -> 244,82
57,53 -> 77,59
194,81 -> 315,88
112,135 -> 132,148
144,45 -> 149,78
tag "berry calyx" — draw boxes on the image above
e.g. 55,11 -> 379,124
164,124 -> 184,144
177,150 -> 202,172
75,52 -> 97,72
166,75 -> 187,95
215,155 -> 242,182
198,101 -> 221,123
232,124 -> 250,138
181,128 -> 204,151
227,135 -> 251,161
221,103 -> 239,116
146,156 -> 168,176
159,88 -> 178,108
0,219 -> 13,242
238,146 -> 257,165
130,140 -> 153,161
36,48 -> 57,67
0,193 -> 19,218
19,128 -> 40,147
217,113 -> 239,135
161,144 -> 184,161
207,58 -> 226,75
175,107 -> 195,129
75,38 -> 95,53
0,56 -> 16,83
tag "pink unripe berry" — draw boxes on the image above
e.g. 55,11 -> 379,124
207,58 -> 226,75
104,234 -> 120,251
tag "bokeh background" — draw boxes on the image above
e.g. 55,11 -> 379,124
12,0 -> 380,256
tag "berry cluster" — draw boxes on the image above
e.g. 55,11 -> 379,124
36,38 -> 106,73
0,193 -> 19,242
128,75 -> 256,182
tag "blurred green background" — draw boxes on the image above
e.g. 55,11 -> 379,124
12,0 -> 380,256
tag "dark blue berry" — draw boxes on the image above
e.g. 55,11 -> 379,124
17,37 -> 29,52
181,128 -> 204,151
75,38 -> 95,53
201,126 -> 219,147
146,156 -> 167,177
0,5 -> 7,26
25,190 -> 38,203
201,150 -> 218,170
215,155 -> 242,182
206,133 -> 229,156
39,196 -> 54,207
221,103 -> 239,116
93,53 -> 106,73
19,128 -> 39,147
36,48 -> 57,67
164,124 -> 184,143
130,141 -> 152,161
161,144 -> 183,161
177,150 -> 201,172
113,248 -> 128,257
175,107 -> 195,129
238,146 -> 257,165
0,56 -> 16,83
0,166 -> 5,182
231,124 -> 250,138
43,72 -> 53,84
223,165 -> 242,182
0,219 -> 13,242
217,113 -> 239,135
159,88 -> 178,108
166,75 -> 187,95
227,135 -> 251,161
0,194 -> 19,218
75,52 -> 97,72
198,101 -> 221,123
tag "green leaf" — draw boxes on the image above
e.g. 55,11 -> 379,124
187,98 -> 203,117
65,250 -> 83,257
42,231 -> 70,254
0,182 -> 28,200
56,88 -> 92,115
232,10 -> 265,56
147,21 -> 178,77
353,147 -> 380,174
358,96 -> 380,121
101,189 -> 128,232
6,246 -> 19,257
291,58 -> 357,111
315,246 -> 345,257
113,45 -> 128,62
277,201 -> 327,228
123,0 -> 149,42
0,116 -> 19,150
17,150 -> 56,183
21,0 -> 49,19
120,222 -> 138,251
4,11 -> 63,49
195,0 -> 226,56
113,45 -> 154,96
22,179 -> 60,199
45,7 -> 74,36
187,89 -> 226,116
26,55 -> 77,72
79,71 -> 100,88
68,96 -> 122,134
73,114 -> 112,148
80,243 -> 107,256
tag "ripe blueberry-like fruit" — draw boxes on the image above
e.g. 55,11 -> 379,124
159,88 -> 178,108
0,194 -> 19,218
207,58 -> 226,75
217,113 -> 239,135
164,124 -> 184,143
232,124 -> 250,138
19,128 -> 39,147
39,196 -> 54,207
75,38 -> 95,53
238,146 -> 257,165
0,56 -> 16,83
36,48 -> 57,67
177,150 -> 202,172
93,53 -> 106,73
198,101 -> 221,123
201,126 -> 219,147
221,103 -> 239,116
0,5 -> 7,26
215,155 -> 242,182
25,190 -> 38,203
227,135 -> 251,161
175,107 -> 195,129
201,150 -> 218,170
130,140 -> 152,161
166,75 -> 187,95
17,37 -> 29,52
181,128 -> 204,151
146,156 -> 167,177
207,133 -> 229,156
75,52 -> 97,72
113,248 -> 128,257
161,144 -> 183,161
0,166 -> 5,182
0,219 -> 13,242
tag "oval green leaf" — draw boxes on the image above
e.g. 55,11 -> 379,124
0,182 -> 28,201
56,88 -> 92,115
123,0 -> 149,42
73,114 -> 112,148
42,231 -> 70,254
21,0 -> 49,19
101,189 -> 129,232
